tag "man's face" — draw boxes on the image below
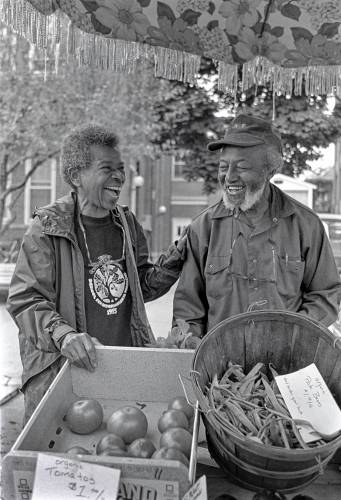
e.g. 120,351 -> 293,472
77,144 -> 125,216
218,145 -> 269,211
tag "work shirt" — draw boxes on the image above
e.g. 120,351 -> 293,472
173,184 -> 341,337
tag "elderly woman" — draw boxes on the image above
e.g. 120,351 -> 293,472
173,114 -> 341,338
7,124 -> 186,423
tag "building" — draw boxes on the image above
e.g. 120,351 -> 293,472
306,167 -> 334,213
270,173 -> 316,209
127,154 -> 218,259
2,154 -> 213,262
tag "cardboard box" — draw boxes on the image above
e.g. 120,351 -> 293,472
2,347 -> 202,499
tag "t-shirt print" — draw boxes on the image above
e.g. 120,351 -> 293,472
88,254 -> 128,315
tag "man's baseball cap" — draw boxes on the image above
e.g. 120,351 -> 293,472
207,114 -> 282,154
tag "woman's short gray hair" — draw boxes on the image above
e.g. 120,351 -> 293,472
61,124 -> 120,187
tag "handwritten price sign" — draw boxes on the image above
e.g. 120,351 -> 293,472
31,453 -> 120,500
276,363 -> 341,442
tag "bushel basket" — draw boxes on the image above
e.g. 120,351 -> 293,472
191,310 -> 341,493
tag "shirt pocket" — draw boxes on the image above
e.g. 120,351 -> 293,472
205,256 -> 232,299
276,254 -> 305,300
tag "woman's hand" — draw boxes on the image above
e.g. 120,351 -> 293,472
60,332 -> 98,371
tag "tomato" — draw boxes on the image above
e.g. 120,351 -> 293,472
107,406 -> 148,444
96,433 -> 126,454
66,398 -> 103,434
97,447 -> 130,457
65,446 -> 90,455
159,427 -> 192,458
152,446 -> 189,467
127,438 -> 156,458
157,409 -> 189,433
167,396 -> 194,420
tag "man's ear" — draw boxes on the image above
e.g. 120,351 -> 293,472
70,169 -> 81,187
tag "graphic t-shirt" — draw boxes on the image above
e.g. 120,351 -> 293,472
76,213 -> 132,346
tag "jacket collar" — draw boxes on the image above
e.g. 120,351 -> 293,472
33,191 -> 78,240
211,183 -> 296,220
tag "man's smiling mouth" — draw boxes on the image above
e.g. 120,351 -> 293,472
226,185 -> 245,194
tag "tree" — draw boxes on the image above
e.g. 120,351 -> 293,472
151,57 -> 341,193
149,59 -> 225,193
0,27 -> 170,238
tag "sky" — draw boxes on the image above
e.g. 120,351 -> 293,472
307,143 -> 335,172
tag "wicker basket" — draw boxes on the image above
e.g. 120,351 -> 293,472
191,310 -> 341,493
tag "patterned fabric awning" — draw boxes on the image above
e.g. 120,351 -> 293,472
1,0 -> 341,97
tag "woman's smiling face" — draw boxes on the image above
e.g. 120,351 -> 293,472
218,145 -> 270,211
76,144 -> 125,217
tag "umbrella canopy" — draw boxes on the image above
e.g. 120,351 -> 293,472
1,0 -> 341,97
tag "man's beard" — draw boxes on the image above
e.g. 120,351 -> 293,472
222,183 -> 266,212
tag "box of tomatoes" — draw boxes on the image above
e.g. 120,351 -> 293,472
2,347 -> 207,500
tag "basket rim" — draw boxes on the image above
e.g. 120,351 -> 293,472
193,309 -> 339,360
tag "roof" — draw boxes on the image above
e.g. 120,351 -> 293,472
271,173 -> 316,191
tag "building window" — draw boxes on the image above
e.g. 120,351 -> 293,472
24,158 -> 57,224
172,156 -> 186,180
2,173 -> 12,227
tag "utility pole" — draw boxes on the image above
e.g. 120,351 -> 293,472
333,138 -> 341,213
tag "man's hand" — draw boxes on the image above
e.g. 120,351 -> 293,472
60,332 -> 98,371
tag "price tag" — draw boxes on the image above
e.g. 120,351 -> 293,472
31,453 -> 120,500
182,476 -> 207,500
276,363 -> 341,442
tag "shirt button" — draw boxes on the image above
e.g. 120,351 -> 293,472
209,264 -> 213,268
273,217 -> 278,223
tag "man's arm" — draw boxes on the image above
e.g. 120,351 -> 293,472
299,219 -> 341,327
172,227 -> 208,338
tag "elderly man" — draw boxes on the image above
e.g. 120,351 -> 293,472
7,124 -> 186,423
173,114 -> 341,338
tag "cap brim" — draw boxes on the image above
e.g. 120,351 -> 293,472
207,134 -> 265,151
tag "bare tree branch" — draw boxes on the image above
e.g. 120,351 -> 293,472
0,187 -> 24,237
0,149 -> 60,202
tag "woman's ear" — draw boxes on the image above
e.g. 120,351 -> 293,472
70,169 -> 81,188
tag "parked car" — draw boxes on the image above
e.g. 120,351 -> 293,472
318,213 -> 341,276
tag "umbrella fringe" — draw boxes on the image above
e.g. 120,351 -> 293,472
0,0 -> 201,85
1,0 -> 340,97
223,56 -> 341,98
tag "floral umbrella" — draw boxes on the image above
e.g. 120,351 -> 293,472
1,0 -> 341,97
